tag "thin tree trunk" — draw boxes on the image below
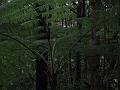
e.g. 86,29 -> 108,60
118,56 -> 120,90
68,52 -> 73,90
74,0 -> 86,90
74,1 -> 86,90
74,52 -> 81,90
65,18 -> 68,28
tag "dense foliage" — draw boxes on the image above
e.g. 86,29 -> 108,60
0,0 -> 120,90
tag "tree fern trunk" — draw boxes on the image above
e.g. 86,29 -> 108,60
36,57 -> 48,90
50,73 -> 57,90
33,2 -> 52,90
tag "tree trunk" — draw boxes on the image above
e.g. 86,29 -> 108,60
33,2 -> 52,90
74,0 -> 86,90
36,57 -> 48,90
88,0 -> 102,90
50,73 -> 57,90
74,52 -> 81,90
68,52 -> 73,90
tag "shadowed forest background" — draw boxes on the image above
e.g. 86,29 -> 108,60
0,0 -> 120,90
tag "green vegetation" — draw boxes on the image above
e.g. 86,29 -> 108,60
0,0 -> 120,90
